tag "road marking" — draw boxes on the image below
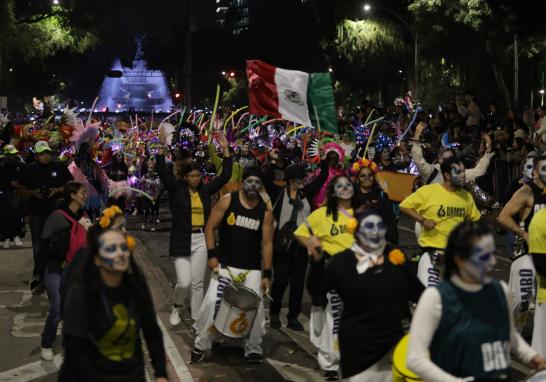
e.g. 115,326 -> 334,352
0,354 -> 62,382
398,224 -> 415,234
156,314 -> 194,382
266,358 -> 323,382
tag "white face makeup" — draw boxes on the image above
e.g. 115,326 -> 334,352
522,158 -> 535,181
537,161 -> 546,184
357,214 -> 387,251
450,163 -> 466,188
98,231 -> 130,272
334,178 -> 354,200
243,176 -> 262,199
462,234 -> 496,284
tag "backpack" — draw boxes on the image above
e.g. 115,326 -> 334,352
58,210 -> 88,264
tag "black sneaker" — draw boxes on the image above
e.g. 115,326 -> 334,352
269,314 -> 281,329
324,370 -> 338,381
191,348 -> 204,363
286,318 -> 304,332
246,353 -> 264,364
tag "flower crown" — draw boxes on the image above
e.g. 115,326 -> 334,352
98,205 -> 123,228
350,158 -> 379,175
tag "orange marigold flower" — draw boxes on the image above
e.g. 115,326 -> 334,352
388,249 -> 406,265
347,218 -> 358,234
126,235 -> 136,251
99,216 -> 111,228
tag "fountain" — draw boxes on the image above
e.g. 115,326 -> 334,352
97,36 -> 174,113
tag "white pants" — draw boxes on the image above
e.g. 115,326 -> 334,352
508,254 -> 536,334
173,233 -> 207,320
417,252 -> 442,288
194,265 -> 265,356
310,292 -> 343,372
532,273 -> 546,356
343,349 -> 393,382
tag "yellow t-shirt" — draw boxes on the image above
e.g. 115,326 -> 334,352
529,209 -> 546,255
294,206 -> 355,256
400,183 -> 481,249
190,191 -> 205,227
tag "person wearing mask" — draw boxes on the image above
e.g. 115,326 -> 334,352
400,157 -> 481,287
156,132 -> 232,325
36,181 -> 88,361
0,144 -> 25,249
308,209 -> 423,381
294,176 -> 356,381
351,159 -> 399,245
192,167 -> 273,364
498,155 -> 546,333
264,164 -> 312,331
407,221 -> 546,381
60,226 -> 167,382
19,141 -> 73,291
529,209 -> 546,356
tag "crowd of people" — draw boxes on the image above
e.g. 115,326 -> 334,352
1,94 -> 546,381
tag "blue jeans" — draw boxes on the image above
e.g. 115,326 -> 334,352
41,270 -> 65,348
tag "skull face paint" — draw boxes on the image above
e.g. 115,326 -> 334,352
334,178 -> 354,200
450,164 -> 466,188
462,234 -> 496,284
522,157 -> 535,181
243,176 -> 262,199
537,161 -> 546,184
98,231 -> 131,272
356,214 -> 387,251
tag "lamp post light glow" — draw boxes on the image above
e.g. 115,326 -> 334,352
541,89 -> 545,106
363,4 -> 371,12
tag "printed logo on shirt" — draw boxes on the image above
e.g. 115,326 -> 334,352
227,212 -> 236,226
519,268 -> 534,310
481,341 -> 509,372
437,205 -> 466,218
329,291 -> 343,336
51,172 -> 57,177
230,215 -> 261,231
534,204 -> 546,214
329,224 -> 350,236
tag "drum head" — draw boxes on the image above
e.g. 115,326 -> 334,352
223,285 -> 260,310
525,369 -> 546,382
392,335 -> 422,381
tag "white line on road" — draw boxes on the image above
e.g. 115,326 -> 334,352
156,315 -> 194,382
266,358 -> 323,382
0,354 -> 62,382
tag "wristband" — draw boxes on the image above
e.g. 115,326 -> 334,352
262,269 -> 272,280
207,248 -> 218,259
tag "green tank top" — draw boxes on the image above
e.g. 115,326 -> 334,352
430,279 -> 511,380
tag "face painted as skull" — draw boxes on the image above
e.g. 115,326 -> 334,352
537,160 -> 546,185
461,234 -> 496,284
97,231 -> 131,272
522,157 -> 535,181
450,163 -> 466,188
243,176 -> 262,199
357,214 -> 387,251
334,178 -> 354,200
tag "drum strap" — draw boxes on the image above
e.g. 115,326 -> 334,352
227,267 -> 251,283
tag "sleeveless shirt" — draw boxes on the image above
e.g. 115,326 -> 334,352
219,192 -> 266,270
430,280 -> 510,380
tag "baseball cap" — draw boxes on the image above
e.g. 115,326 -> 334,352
3,145 -> 18,155
34,141 -> 52,154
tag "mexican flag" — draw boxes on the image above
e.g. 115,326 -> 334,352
246,60 -> 338,134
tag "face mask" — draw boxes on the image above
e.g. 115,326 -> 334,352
243,176 -> 262,199
334,179 -> 354,200
461,234 -> 496,284
538,163 -> 546,184
450,165 -> 466,188
98,238 -> 130,272
356,215 -> 387,251
522,158 -> 534,181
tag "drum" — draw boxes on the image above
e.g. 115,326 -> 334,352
214,284 -> 261,339
524,369 -> 546,382
392,334 -> 423,382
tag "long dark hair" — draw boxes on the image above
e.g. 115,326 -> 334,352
444,221 -> 492,279
60,181 -> 84,207
325,175 -> 355,222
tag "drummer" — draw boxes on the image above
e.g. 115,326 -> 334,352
407,221 -> 546,382
307,208 -> 423,381
192,167 -> 273,364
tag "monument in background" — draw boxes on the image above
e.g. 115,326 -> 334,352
97,36 -> 173,113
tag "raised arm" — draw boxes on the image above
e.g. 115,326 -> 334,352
204,131 -> 233,194
410,123 -> 434,183
155,147 -> 177,191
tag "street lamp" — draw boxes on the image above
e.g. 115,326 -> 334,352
363,3 -> 418,97
53,0 -> 59,4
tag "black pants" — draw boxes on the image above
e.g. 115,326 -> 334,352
30,216 -> 47,276
270,247 -> 308,319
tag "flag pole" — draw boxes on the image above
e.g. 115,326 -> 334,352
363,122 -> 378,159
313,106 -> 321,133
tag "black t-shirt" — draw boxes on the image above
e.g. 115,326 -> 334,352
19,160 -> 73,217
309,247 -> 423,378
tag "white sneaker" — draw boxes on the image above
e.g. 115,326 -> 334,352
14,236 -> 23,247
169,306 -> 181,326
3,239 -> 9,249
40,347 -> 54,361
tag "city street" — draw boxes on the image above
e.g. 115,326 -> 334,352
0,206 -> 531,381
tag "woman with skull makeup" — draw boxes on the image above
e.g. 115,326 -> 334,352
294,175 -> 357,380
307,208 -> 423,381
156,132 -> 232,326
60,225 -> 167,382
407,221 -> 546,382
